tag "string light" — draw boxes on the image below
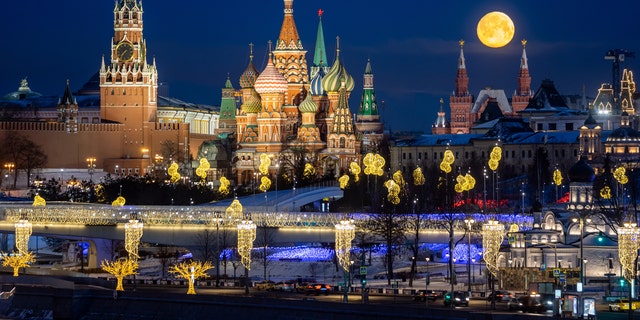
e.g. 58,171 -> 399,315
482,220 -> 504,276
339,174 -> 350,189
124,219 -> 143,261
169,260 -> 214,294
334,218 -> 355,271
237,219 -> 256,270
350,162 -> 361,182
618,222 -> 639,282
14,219 -> 32,255
553,169 -> 563,186
413,167 -> 425,186
101,258 -> 138,291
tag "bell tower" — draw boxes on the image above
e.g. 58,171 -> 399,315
100,0 -> 158,156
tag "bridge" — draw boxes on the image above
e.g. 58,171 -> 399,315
0,185 -> 533,269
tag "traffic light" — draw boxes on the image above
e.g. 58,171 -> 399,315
361,276 -> 367,286
620,277 -> 625,287
597,232 -> 605,243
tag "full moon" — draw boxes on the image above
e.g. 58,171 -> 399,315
476,11 -> 515,48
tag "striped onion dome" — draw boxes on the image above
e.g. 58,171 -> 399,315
298,91 -> 318,113
310,68 -> 325,95
239,59 -> 259,89
241,89 -> 262,113
254,55 -> 288,94
322,53 -> 354,93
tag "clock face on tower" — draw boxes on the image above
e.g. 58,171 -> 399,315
116,42 -> 134,61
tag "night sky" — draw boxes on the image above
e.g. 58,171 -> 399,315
1,1 -> 638,132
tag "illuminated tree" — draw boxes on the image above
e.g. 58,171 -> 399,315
2,251 -> 35,276
169,260 -> 214,294
101,258 -> 139,291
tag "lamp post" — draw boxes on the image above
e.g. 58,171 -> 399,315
335,218 -> 355,303
86,157 -> 96,182
213,212 -> 223,287
275,161 -> 279,212
425,257 -> 430,307
464,218 -> 474,298
572,216 -> 591,285
4,163 -> 15,193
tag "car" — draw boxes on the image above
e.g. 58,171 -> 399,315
255,280 -> 276,291
609,299 -> 640,311
486,290 -> 512,302
443,291 -> 469,307
303,283 -> 331,295
507,295 -> 553,313
414,290 -> 442,301
274,281 -> 296,292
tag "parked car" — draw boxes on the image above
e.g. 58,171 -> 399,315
507,295 -> 553,313
414,290 -> 442,301
303,283 -> 331,295
486,290 -> 513,302
274,281 -> 296,292
609,299 -> 640,311
443,291 -> 469,307
255,280 -> 276,291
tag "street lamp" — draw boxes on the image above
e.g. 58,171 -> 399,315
464,218 -> 475,298
572,216 -> 591,285
275,161 -> 279,212
425,257 -> 430,307
86,157 -> 96,182
4,163 -> 15,192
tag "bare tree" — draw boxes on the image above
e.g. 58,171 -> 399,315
1,131 -> 47,188
193,229 -> 216,262
363,212 -> 407,285
255,226 -> 277,280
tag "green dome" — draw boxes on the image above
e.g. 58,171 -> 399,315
322,53 -> 354,93
298,92 -> 318,113
241,89 -> 262,113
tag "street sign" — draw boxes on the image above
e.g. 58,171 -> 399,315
540,263 -> 546,271
559,273 -> 566,283
508,236 -> 515,244
360,266 -> 367,275
553,268 -> 561,277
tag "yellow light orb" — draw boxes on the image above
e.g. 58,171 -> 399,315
477,11 -> 515,48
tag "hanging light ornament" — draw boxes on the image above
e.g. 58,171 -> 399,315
614,167 -> 629,185
440,150 -> 455,173
195,158 -> 210,181
303,163 -> 316,180
334,218 -> 355,272
225,199 -> 243,222
124,219 -> 144,261
488,146 -> 502,171
600,186 -> 612,199
454,173 -> 476,193
618,222 -> 639,282
14,219 -> 32,255
237,218 -> 256,270
167,162 -> 181,183
350,161 -> 361,182
218,176 -> 230,196
553,169 -> 563,186
259,154 -> 271,175
384,179 -> 401,205
363,153 -> 385,176
32,195 -> 46,207
339,174 -> 350,189
482,220 -> 504,276
259,176 -> 272,192
413,167 -> 425,186
111,196 -> 126,207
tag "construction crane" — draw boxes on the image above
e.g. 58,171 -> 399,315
604,49 -> 635,105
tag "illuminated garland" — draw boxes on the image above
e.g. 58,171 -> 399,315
363,153 -> 385,176
168,162 -> 181,183
237,219 -> 256,269
614,167 -> 629,185
225,199 -> 244,222
488,146 -> 502,171
259,154 -> 271,175
350,162 -> 361,182
413,167 -> 425,186
14,219 -> 32,255
482,220 -> 504,276
124,219 -> 144,261
218,176 -> 230,196
440,150 -> 455,173
303,163 -> 316,180
112,196 -> 126,207
339,174 -> 350,189
32,195 -> 46,207
553,169 -> 563,186
600,186 -> 612,199
259,176 -> 272,192
195,158 -> 210,181
618,223 -> 639,282
455,173 -> 476,193
334,219 -> 355,272
384,179 -> 401,205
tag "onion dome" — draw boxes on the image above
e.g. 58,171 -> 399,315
298,91 -> 318,113
254,54 -> 288,95
322,39 -> 354,92
239,46 -> 260,89
241,89 -> 262,114
568,156 -> 595,183
310,68 -> 325,95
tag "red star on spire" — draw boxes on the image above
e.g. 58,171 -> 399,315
318,9 -> 324,17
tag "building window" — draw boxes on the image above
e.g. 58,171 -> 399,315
549,123 -> 557,131
566,123 -> 574,131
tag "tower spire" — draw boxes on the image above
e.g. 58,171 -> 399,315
455,39 -> 469,96
311,8 -> 329,79
512,39 -> 532,113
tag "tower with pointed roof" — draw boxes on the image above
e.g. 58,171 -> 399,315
449,40 -> 473,134
310,9 -> 330,80
579,109 -> 602,160
512,40 -> 532,113
99,0 -> 158,157
57,80 -> 79,133
323,80 -> 359,177
355,59 -> 384,151
273,0 -> 309,105
620,69 -> 636,115
432,98 -> 450,134
322,37 -> 354,131
253,50 -> 288,152
217,75 -> 237,136
309,10 -> 331,142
